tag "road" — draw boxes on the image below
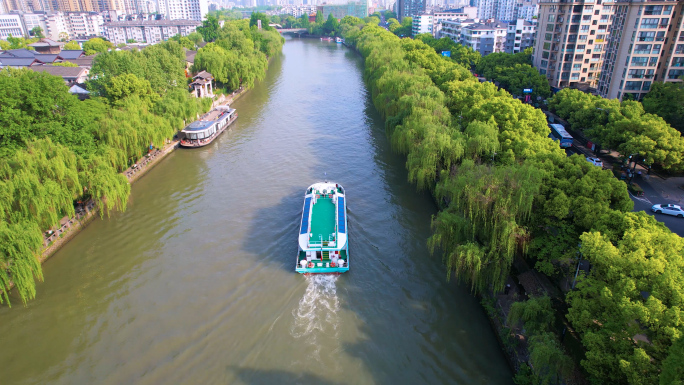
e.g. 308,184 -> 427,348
567,142 -> 684,236
629,176 -> 684,237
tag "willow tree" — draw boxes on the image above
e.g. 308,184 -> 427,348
429,161 -> 542,293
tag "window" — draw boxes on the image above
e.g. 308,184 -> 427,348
545,33 -> 552,40
571,72 -> 580,80
544,42 -> 551,49
573,63 -> 581,70
676,44 -> 684,54
640,18 -> 660,28
624,81 -> 642,91
541,60 -> 548,68
634,44 -> 651,54
631,56 -> 649,66
579,35 -> 588,41
542,51 -> 549,59
673,57 -> 684,67
657,31 -> 666,41
638,31 -> 655,42
642,81 -> 652,91
644,5 -> 662,16
581,25 -> 590,32
546,24 -> 554,32
668,69 -> 684,79
548,14 -> 555,22
628,69 -> 645,78
652,44 -> 661,54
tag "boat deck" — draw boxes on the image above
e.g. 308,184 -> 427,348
310,197 -> 336,243
298,250 -> 347,265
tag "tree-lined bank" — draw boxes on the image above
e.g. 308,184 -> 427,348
0,20 -> 283,306
343,22 -> 684,385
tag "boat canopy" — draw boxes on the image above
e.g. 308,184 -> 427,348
181,108 -> 235,139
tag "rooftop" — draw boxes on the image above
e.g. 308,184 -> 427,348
30,65 -> 88,78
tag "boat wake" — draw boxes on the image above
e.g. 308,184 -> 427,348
290,274 -> 341,363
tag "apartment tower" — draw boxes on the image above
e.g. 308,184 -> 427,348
532,0 -> 616,89
597,0 -> 684,100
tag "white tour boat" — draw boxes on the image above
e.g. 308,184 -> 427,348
296,182 -> 349,274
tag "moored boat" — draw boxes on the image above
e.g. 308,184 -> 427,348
336,37 -> 343,43
296,182 -> 349,274
179,106 -> 237,148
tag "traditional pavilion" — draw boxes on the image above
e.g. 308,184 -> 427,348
190,71 -> 214,98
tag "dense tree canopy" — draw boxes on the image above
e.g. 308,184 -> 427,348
63,40 -> 80,50
475,49 -> 550,100
550,88 -> 684,170
642,82 -> 684,134
192,19 -> 283,92
82,37 -> 113,55
414,33 -> 481,68
343,20 -> 684,385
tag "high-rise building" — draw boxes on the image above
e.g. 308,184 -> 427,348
396,0 -> 424,21
532,0 -> 615,89
597,1 -> 684,100
476,0 -> 536,22
533,0 -> 683,100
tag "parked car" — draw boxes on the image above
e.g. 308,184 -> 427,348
586,157 -> 603,167
651,204 -> 684,218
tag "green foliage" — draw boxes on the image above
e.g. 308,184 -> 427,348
30,27 -> 44,38
0,36 -> 221,305
52,61 -> 79,67
567,219 -> 684,385
508,296 -> 555,335
192,19 -> 283,92
550,89 -> 684,170
63,40 -> 80,50
89,41 -> 187,97
641,82 -> 684,134
528,332 -> 574,385
4,35 -> 38,50
105,73 -> 159,107
249,12 -> 273,31
391,17 -> 412,37
660,337 -> 684,385
169,34 -> 195,50
197,14 -> 220,43
82,37 -> 113,55
430,161 -> 542,293
475,51 -> 550,99
414,33 -> 481,68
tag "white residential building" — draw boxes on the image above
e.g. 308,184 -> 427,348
0,14 -> 25,38
44,12 -> 70,40
103,18 -> 201,44
412,13 -> 433,36
505,18 -> 535,54
438,17 -> 478,41
477,0 -> 537,23
280,4 -> 317,17
432,6 -> 476,36
21,12 -> 47,35
66,12 -> 104,37
158,0 -> 208,22
461,19 -> 508,55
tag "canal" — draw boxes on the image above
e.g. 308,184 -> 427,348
0,37 -> 512,384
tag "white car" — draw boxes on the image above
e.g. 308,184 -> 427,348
586,157 -> 603,167
652,204 -> 684,218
